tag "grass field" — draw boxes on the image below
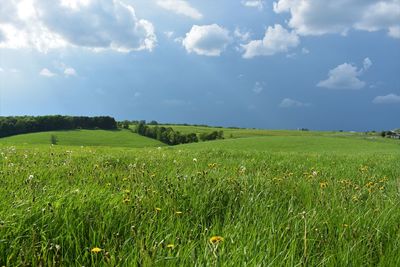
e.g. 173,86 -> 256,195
143,125 -> 345,139
179,135 -> 400,153
0,128 -> 399,266
0,129 -> 164,148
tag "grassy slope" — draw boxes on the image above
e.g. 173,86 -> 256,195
1,126 -> 400,265
0,129 -> 164,148
178,135 -> 400,153
155,125 -> 347,138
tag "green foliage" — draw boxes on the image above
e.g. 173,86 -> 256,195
0,115 -> 117,138
0,145 -> 399,266
135,122 -> 200,145
199,130 -> 224,141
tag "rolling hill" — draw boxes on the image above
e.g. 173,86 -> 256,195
0,129 -> 164,148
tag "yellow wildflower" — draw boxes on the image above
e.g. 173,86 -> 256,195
166,244 -> 175,249
365,182 -> 374,187
175,211 -> 183,215
155,208 -> 162,212
209,236 -> 224,244
319,182 -> 328,189
91,247 -> 102,253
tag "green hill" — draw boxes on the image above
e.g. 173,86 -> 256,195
145,124 -> 360,139
0,129 -> 164,148
177,135 -> 400,153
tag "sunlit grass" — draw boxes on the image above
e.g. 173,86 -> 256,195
0,144 -> 399,266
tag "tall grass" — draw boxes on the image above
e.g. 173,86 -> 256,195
0,145 -> 399,266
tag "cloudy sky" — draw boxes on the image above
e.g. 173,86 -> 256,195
0,0 -> 399,131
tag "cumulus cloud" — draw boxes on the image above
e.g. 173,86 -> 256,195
242,24 -> 299,58
317,58 -> 372,90
0,0 -> 156,52
273,0 -> 400,38
242,0 -> 265,10
279,98 -> 310,108
156,0 -> 202,20
64,67 -> 77,77
40,68 -> 56,77
182,24 -> 231,56
372,93 -> 400,104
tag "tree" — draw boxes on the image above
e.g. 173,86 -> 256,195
50,134 -> 58,145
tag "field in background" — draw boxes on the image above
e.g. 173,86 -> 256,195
0,129 -> 164,148
0,126 -> 399,266
146,124 -> 344,139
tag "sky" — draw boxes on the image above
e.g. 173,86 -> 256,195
0,0 -> 399,131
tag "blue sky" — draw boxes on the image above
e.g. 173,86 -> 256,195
0,0 -> 399,131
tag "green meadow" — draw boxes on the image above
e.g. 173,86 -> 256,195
0,128 -> 399,266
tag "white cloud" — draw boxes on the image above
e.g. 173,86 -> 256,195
182,24 -> 231,56
40,68 -> 56,77
372,93 -> 400,104
302,47 -> 310,54
156,0 -> 202,20
317,58 -> 372,90
279,98 -> 310,108
9,68 -> 19,73
242,24 -> 299,58
0,0 -> 156,52
234,27 -> 251,42
64,67 -> 77,77
164,31 -> 174,39
273,0 -> 400,38
253,81 -> 265,94
242,0 -> 265,10
363,57 -> 372,71
388,25 -> 400,38
0,67 -> 4,72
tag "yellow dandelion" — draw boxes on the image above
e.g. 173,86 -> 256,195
342,224 -> 349,228
166,244 -> 175,249
155,207 -> 162,212
209,236 -> 224,244
175,211 -> 183,215
319,182 -> 328,189
91,247 -> 102,253
365,182 -> 374,187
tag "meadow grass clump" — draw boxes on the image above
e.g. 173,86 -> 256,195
0,145 -> 399,266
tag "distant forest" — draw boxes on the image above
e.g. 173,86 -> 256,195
0,116 -> 117,138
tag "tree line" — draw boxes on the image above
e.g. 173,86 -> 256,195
134,121 -> 224,145
0,115 -> 117,138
